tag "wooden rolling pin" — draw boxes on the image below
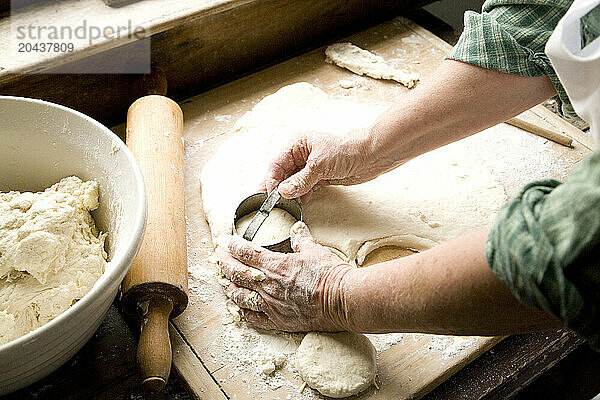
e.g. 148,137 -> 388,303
122,95 -> 188,393
507,116 -> 573,147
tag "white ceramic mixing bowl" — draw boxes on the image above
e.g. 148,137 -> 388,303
0,96 -> 147,394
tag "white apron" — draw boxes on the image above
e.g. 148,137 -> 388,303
546,0 -> 600,143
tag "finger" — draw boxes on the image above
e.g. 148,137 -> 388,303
265,142 -> 304,194
266,174 -> 286,195
278,160 -> 321,199
290,221 -> 319,252
240,308 -> 278,330
297,191 -> 312,205
228,236 -> 283,271
220,279 -> 266,312
219,251 -> 267,290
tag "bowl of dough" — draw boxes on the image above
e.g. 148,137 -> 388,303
0,96 -> 146,394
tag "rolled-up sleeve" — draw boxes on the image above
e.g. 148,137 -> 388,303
447,0 -> 580,121
487,149 -> 600,350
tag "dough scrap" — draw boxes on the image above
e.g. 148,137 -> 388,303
236,208 -> 297,245
0,177 -> 106,346
295,332 -> 377,398
201,82 -> 507,266
325,42 -> 420,88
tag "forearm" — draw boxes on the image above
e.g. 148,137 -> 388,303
363,60 -> 557,167
339,229 -> 562,335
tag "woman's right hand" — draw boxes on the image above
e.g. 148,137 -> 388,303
263,128 -> 399,201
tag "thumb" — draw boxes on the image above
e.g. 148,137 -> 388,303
278,163 -> 320,199
290,221 -> 317,252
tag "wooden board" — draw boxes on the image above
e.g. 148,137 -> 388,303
0,0 -> 432,80
0,0 -> 434,127
0,0 -> 253,76
165,16 -> 593,400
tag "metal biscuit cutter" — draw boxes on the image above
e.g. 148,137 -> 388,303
233,191 -> 302,253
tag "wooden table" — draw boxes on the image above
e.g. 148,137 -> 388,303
162,13 -> 593,399
2,9 -> 596,400
0,300 -> 588,400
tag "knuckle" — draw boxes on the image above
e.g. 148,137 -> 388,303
305,158 -> 319,173
232,268 -> 249,283
270,159 -> 288,175
249,247 -> 265,264
219,261 -> 233,277
281,254 -> 296,267
290,132 -> 308,144
293,175 -> 308,189
228,241 -> 241,256
231,246 -> 245,259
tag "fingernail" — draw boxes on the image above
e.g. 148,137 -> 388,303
249,267 -> 266,282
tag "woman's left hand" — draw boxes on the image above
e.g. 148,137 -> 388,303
218,221 -> 353,332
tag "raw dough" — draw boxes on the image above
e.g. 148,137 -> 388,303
295,332 -> 377,398
201,82 -> 507,265
338,79 -> 355,89
236,208 -> 297,245
325,42 -> 420,88
0,177 -> 106,346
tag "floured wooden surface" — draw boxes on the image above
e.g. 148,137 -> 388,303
201,82 -> 508,267
170,16 -> 592,400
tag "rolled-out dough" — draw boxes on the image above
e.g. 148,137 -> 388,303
325,42 -> 420,88
201,82 -> 507,265
295,332 -> 377,398
236,208 -> 297,245
0,176 -> 106,346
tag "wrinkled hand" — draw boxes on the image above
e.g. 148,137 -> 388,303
262,129 -> 397,202
217,221 -> 353,332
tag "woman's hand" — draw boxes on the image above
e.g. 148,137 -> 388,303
263,129 -> 399,202
263,60 -> 559,204
218,221 -> 354,332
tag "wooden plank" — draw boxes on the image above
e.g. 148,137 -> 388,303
170,324 -> 228,400
0,0 -> 255,77
170,15 -> 591,400
0,0 -> 434,127
0,0 -> 49,12
427,329 -> 585,399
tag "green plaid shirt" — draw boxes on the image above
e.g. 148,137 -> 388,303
448,0 -> 600,349
447,0 -> 578,121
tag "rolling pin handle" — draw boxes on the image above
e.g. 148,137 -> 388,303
137,295 -> 174,394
